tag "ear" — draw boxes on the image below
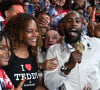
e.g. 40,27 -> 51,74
58,23 -> 64,36
5,10 -> 9,19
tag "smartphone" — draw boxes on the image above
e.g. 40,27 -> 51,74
28,4 -> 34,15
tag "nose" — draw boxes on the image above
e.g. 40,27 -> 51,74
32,31 -> 39,37
71,20 -> 77,26
48,37 -> 53,42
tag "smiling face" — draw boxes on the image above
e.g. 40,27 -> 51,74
31,0 -> 40,11
63,11 -> 82,44
23,19 -> 39,47
45,30 -> 60,50
0,37 -> 11,66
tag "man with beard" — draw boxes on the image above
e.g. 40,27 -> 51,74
44,11 -> 100,90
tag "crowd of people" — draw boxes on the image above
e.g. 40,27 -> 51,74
0,0 -> 100,90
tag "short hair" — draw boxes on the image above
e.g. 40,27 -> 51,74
23,0 -> 30,3
0,0 -> 23,18
62,11 -> 82,23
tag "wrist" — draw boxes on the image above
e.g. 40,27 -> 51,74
39,63 -> 44,70
60,64 -> 72,75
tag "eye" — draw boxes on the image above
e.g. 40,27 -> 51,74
76,20 -> 81,23
66,19 -> 72,23
0,47 -> 5,50
26,29 -> 33,33
52,36 -> 57,39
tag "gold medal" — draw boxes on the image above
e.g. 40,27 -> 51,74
74,42 -> 85,53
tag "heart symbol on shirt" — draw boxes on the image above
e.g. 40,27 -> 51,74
25,64 -> 32,71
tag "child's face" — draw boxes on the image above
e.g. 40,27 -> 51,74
0,37 -> 11,66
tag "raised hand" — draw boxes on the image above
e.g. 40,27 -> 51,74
65,50 -> 82,69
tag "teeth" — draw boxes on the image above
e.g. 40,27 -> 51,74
30,39 -> 37,41
3,57 -> 9,59
71,28 -> 77,31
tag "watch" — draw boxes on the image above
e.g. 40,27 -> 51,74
61,64 -> 72,74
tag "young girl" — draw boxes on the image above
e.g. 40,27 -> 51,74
0,31 -> 26,90
3,13 -> 44,90
0,31 -> 14,90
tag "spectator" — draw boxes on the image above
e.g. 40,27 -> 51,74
23,0 -> 30,14
0,31 -> 26,90
3,13 -> 44,90
39,30 -> 61,70
87,21 -> 97,37
38,30 -> 61,89
0,0 -> 24,22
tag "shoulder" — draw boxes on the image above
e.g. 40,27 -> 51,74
86,36 -> 100,50
48,43 -> 62,51
87,36 -> 100,45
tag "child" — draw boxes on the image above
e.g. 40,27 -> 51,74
0,31 -> 26,90
0,31 -> 14,90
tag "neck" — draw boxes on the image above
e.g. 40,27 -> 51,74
64,38 -> 81,47
14,44 -> 29,59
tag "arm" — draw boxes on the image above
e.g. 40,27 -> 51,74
44,46 -> 82,89
44,47 -> 66,89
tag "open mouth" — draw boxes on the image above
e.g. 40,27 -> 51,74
48,44 -> 53,46
2,57 -> 9,62
69,28 -> 78,37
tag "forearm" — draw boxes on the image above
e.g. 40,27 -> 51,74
44,69 -> 66,89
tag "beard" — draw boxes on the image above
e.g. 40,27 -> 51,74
64,28 -> 82,44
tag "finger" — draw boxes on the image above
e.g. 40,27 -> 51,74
18,79 -> 27,88
83,86 -> 86,90
49,66 -> 57,70
41,19 -> 49,24
48,58 -> 57,61
74,57 -> 82,63
74,50 -> 82,54
87,87 -> 91,90
50,61 -> 57,65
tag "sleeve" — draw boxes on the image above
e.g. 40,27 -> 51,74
2,69 -> 14,89
44,46 -> 67,89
